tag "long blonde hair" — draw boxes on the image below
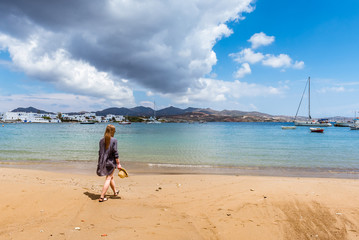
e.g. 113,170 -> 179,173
104,124 -> 116,150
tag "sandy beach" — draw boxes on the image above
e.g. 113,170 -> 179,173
1,167 -> 359,240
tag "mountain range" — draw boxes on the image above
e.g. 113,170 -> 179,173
10,106 -> 294,122
11,106 -> 274,117
10,106 -> 352,122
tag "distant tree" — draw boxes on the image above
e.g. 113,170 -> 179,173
127,116 -> 144,122
57,112 -> 63,121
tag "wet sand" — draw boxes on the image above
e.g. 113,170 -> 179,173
2,160 -> 359,179
1,167 -> 359,240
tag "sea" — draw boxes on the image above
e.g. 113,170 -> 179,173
1,122 -> 358,178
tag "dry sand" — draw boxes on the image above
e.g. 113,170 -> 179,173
0,167 -> 359,240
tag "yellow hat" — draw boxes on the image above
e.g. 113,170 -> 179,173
118,168 -> 128,178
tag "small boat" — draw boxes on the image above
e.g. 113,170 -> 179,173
80,120 -> 95,124
281,126 -> 296,130
334,121 -> 351,127
350,118 -> 359,130
310,127 -> 324,133
118,116 -> 131,125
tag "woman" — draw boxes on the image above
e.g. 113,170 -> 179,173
97,124 -> 122,202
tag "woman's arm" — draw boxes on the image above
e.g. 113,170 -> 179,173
113,138 -> 121,169
116,158 -> 121,169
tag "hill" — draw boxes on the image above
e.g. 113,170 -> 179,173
11,107 -> 53,114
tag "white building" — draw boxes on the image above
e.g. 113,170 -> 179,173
104,114 -> 124,122
96,116 -> 107,122
3,112 -> 28,122
2,112 -> 61,123
85,112 -> 96,117
1,111 -> 123,123
114,115 -> 125,122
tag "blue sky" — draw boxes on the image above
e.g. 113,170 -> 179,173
0,0 -> 358,117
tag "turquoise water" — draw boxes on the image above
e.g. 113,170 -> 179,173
1,122 -> 359,174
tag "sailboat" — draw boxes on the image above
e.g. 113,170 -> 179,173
294,77 -> 332,127
349,120 -> 359,130
147,100 -> 161,124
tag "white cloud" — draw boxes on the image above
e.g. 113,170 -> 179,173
293,60 -> 305,69
339,82 -> 359,86
234,63 -> 251,78
248,103 -> 258,111
139,101 -> 155,108
0,34 -> 135,105
230,32 -> 305,76
146,91 -> 154,97
164,78 -> 283,104
230,48 -> 264,64
0,93 -> 120,113
248,32 -> 275,49
317,86 -> 346,93
262,54 -> 292,68
0,0 -> 255,99
229,48 -> 304,76
261,54 -> 304,69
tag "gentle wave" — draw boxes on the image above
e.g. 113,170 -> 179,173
147,163 -> 214,168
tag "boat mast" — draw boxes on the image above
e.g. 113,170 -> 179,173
294,77 -> 309,121
308,77 -> 311,120
153,100 -> 156,119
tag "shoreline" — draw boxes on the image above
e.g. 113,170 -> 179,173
1,160 -> 359,179
1,167 -> 358,239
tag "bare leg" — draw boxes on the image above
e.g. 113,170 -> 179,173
110,177 -> 116,194
100,170 -> 115,199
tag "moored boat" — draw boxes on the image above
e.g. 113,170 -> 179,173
146,116 -> 161,124
147,100 -> 161,124
281,126 -> 296,129
334,121 -> 351,127
295,120 -> 332,127
310,127 -> 324,133
80,120 -> 95,124
350,118 -> 359,130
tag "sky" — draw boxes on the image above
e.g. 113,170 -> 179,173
0,0 -> 358,117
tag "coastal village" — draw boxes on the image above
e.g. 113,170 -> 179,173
1,106 -> 357,125
0,109 -> 286,123
0,111 -> 126,123
1,107 -> 356,124
0,106 -> 291,124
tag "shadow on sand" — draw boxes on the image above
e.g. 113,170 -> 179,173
83,191 -> 122,200
83,191 -> 100,200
